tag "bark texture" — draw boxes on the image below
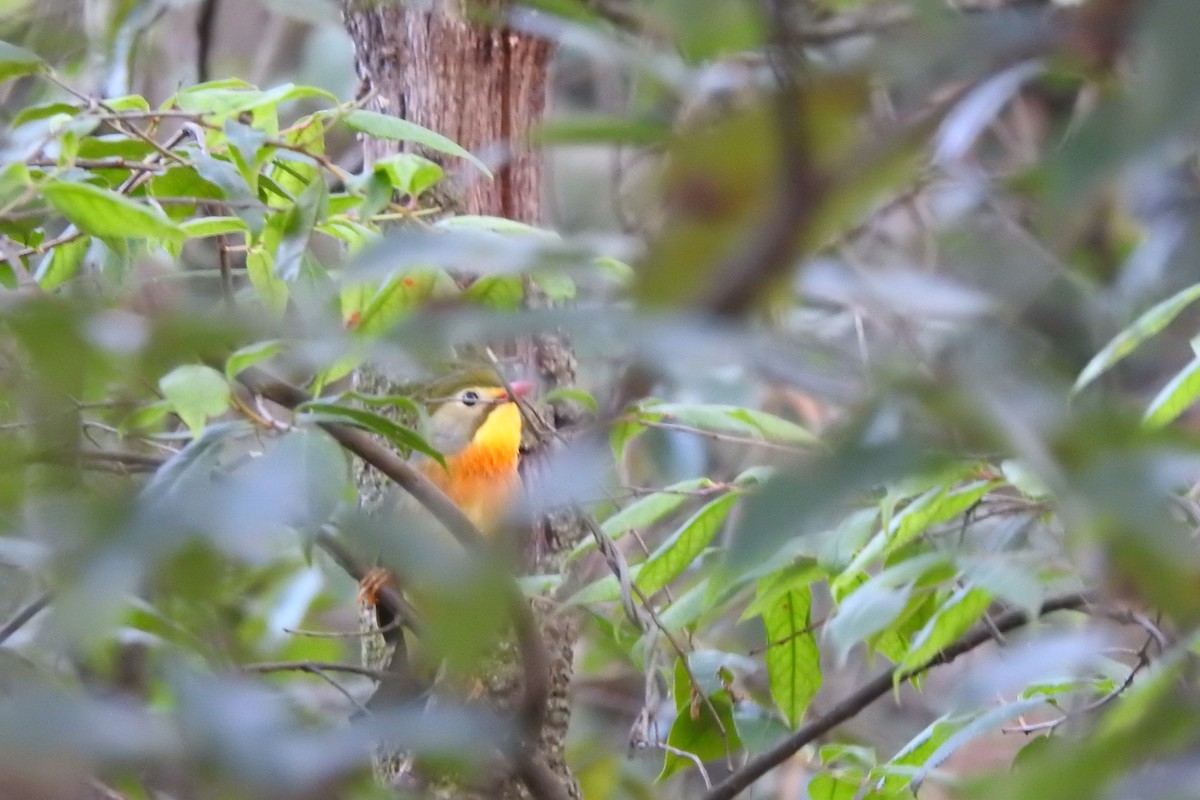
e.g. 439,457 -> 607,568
343,0 -> 550,220
340,3 -> 579,799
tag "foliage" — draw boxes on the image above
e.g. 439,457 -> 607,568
2,1 -> 1200,800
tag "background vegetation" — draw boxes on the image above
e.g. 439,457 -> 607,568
3,1 -> 1200,799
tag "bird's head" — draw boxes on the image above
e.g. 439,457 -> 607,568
426,381 -> 533,457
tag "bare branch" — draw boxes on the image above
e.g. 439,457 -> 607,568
0,591 -> 52,645
701,592 -> 1095,800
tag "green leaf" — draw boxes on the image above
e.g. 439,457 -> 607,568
610,415 -> 645,465
0,39 -> 45,83
631,493 -> 738,596
225,340 -> 284,379
159,365 -> 232,437
42,181 -> 184,242
13,101 -> 79,127
825,580 -> 912,665
1000,459 -> 1052,500
373,153 -> 444,198
642,402 -> 821,446
1143,355 -> 1200,428
1074,281 -> 1200,393
908,698 -> 1046,791
464,274 -> 524,310
759,585 -> 821,728
34,235 -> 89,291
543,387 -> 598,414
341,110 -> 492,176
338,108 -> 492,173
349,270 -> 439,336
274,178 -> 328,281
879,716 -> 960,794
436,215 -> 559,237
659,658 -> 743,781
806,773 -> 864,800
898,586 -> 991,674
298,402 -> 444,466
569,477 -> 717,561
180,216 -> 249,239
568,493 -> 736,604
119,399 -> 172,434
246,246 -> 288,317
886,479 -> 996,554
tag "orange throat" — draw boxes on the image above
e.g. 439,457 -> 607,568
424,403 -> 522,533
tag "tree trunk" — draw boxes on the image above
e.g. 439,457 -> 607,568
342,0 -> 550,221
339,3 -> 580,799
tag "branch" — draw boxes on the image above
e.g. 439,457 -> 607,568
241,660 -> 396,682
0,591 -> 52,645
236,368 -> 558,798
315,528 -> 422,636
238,368 -> 487,552
700,591 -> 1094,800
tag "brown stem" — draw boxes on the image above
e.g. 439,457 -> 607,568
701,592 -> 1095,800
236,368 -> 554,791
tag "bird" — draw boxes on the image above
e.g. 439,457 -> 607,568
354,379 -> 533,787
357,379 -> 532,607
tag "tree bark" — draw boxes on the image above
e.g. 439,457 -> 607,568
339,3 -> 579,799
342,0 -> 550,221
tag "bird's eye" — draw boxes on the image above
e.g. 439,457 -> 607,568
461,390 -> 480,407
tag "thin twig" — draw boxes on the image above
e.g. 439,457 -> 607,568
0,591 -> 52,645
700,592 -> 1095,800
241,660 -> 394,682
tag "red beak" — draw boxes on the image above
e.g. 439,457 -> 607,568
506,380 -> 534,399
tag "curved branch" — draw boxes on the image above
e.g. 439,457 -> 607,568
235,367 -> 558,799
701,591 -> 1095,800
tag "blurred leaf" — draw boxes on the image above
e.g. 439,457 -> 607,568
180,215 -> 249,239
806,773 -> 864,800
639,401 -> 821,446
340,109 -> 492,176
544,386 -> 598,414
533,113 -> 671,146
42,181 -> 184,242
910,697 -> 1046,792
159,364 -> 231,437
465,274 -> 524,310
1073,281 -> 1200,393
825,580 -> 911,665
758,584 -> 821,728
726,432 -> 935,576
1000,459 -> 1052,500
274,177 -> 327,281
1143,356 -> 1200,428
225,340 -> 284,379
898,586 -> 990,675
246,246 -> 289,317
959,557 -> 1044,619
886,479 -> 996,554
33,234 -> 88,290
373,153 -> 444,197
0,39 -> 46,82
659,657 -> 743,781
